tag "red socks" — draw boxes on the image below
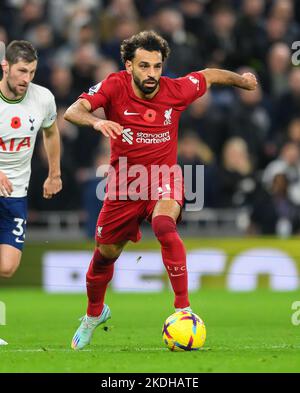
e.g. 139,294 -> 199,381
86,248 -> 116,316
86,216 -> 189,315
152,215 -> 190,309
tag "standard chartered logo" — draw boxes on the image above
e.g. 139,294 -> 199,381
0,301 -> 6,325
136,131 -> 170,144
122,128 -> 171,144
122,128 -> 134,145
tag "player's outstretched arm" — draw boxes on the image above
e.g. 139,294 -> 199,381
42,121 -> 62,199
64,99 -> 123,139
200,68 -> 258,90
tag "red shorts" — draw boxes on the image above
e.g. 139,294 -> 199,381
95,182 -> 183,244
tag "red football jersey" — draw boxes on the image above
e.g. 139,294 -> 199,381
79,70 -> 207,200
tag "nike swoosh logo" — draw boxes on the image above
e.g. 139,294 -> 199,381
15,238 -> 24,243
170,273 -> 185,277
124,110 -> 139,116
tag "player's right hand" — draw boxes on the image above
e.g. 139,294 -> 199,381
241,72 -> 258,91
93,119 -> 123,139
0,171 -> 13,197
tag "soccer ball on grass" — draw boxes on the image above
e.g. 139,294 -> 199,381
162,311 -> 206,351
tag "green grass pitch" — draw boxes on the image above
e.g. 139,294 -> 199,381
0,288 -> 300,372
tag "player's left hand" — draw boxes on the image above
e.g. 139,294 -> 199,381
241,73 -> 258,90
43,176 -> 62,199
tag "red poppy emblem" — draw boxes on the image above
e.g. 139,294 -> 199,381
11,117 -> 21,129
143,109 -> 156,123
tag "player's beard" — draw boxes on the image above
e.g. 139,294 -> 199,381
6,76 -> 28,98
133,74 -> 159,95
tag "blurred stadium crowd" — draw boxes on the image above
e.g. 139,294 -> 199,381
1,0 -> 300,237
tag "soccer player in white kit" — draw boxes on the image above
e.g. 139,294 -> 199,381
0,41 -> 62,344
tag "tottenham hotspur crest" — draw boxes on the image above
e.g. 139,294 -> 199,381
164,108 -> 173,125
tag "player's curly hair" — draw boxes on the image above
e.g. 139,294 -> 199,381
120,31 -> 170,64
6,40 -> 38,65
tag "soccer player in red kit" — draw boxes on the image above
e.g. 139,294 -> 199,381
64,31 -> 257,350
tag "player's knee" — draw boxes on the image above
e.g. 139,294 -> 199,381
152,215 -> 177,245
0,264 -> 18,278
98,244 -> 122,260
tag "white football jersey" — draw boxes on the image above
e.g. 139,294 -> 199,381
0,83 -> 57,197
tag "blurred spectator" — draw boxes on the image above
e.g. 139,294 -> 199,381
77,24 -> 98,46
71,54 -> 115,172
56,107 -> 79,169
78,139 -> 110,238
93,57 -> 119,82
271,0 -> 293,19
152,7 -> 201,75
179,0 -> 208,35
28,135 -> 80,212
70,43 -> 100,96
179,0 -> 210,61
234,0 -> 266,66
73,124 -> 103,172
250,172 -> 300,236
262,141 -> 300,206
228,69 -> 272,168
49,65 -> 77,107
287,117 -> 300,145
217,137 -> 260,208
62,1 -> 100,48
270,0 -> 299,37
182,91 -> 229,158
47,0 -> 101,37
21,0 -> 45,26
261,42 -> 291,99
261,8 -> 298,59
178,130 -> 214,166
275,68 -> 300,134
0,1 -> 18,35
93,58 -> 119,120
177,131 -> 218,207
295,0 -> 300,23
26,22 -> 56,87
204,5 -> 237,68
99,0 -> 139,43
101,18 -> 140,67
134,0 -> 177,18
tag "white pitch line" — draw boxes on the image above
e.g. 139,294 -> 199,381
204,344 -> 300,351
1,349 -> 91,352
0,347 -> 166,353
1,345 -> 300,353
